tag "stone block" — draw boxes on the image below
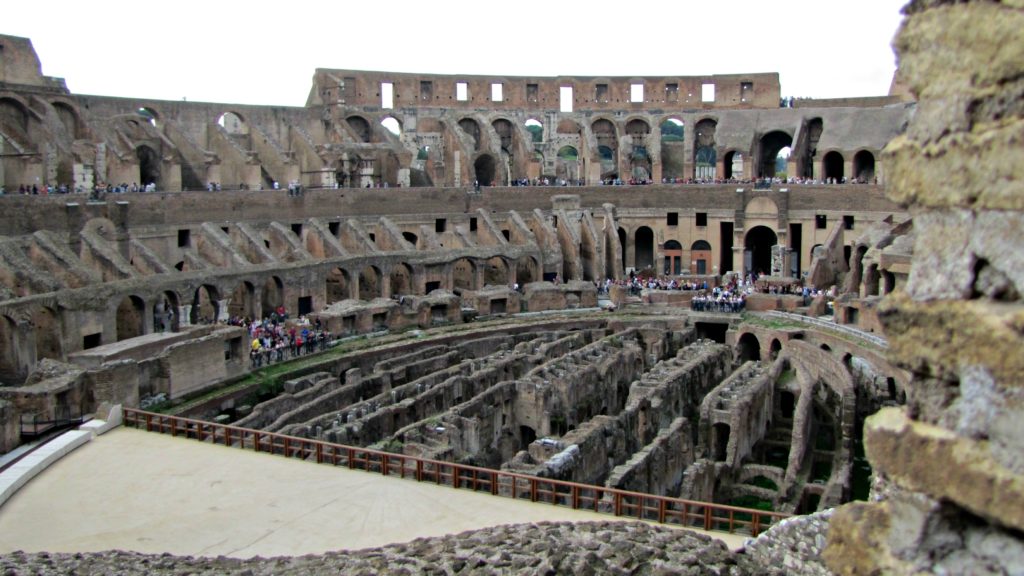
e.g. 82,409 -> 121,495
864,407 -> 1024,532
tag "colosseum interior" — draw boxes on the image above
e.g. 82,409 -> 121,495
1,0 -> 1022,571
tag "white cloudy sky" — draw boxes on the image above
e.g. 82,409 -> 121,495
3,0 -> 908,107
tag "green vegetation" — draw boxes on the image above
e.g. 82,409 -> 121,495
660,120 -> 684,141
748,475 -> 779,491
777,368 -> 796,386
526,124 -> 543,143
727,495 -> 774,524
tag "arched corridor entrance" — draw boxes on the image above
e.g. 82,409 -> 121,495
745,226 -> 778,277
261,277 -> 284,317
117,296 -> 146,341
663,240 -> 683,275
474,154 -> 496,186
824,151 -> 844,181
634,227 -> 654,271
853,150 -> 875,182
326,268 -> 351,304
758,131 -> 792,178
136,146 -> 161,187
190,285 -> 220,324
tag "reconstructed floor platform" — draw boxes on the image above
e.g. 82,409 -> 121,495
0,427 -> 744,558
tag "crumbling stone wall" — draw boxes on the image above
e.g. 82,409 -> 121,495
823,1 -> 1024,573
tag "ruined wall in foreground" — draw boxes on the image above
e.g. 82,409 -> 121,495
824,1 -> 1024,573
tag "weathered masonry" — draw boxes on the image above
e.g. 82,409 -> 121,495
1,34 -> 909,193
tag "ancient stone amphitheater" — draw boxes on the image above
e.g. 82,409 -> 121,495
1,0 -> 1023,573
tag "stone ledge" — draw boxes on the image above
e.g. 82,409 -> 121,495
879,293 -> 1024,386
864,407 -> 1024,531
0,429 -> 92,509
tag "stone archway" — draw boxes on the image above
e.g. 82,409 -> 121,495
136,145 -> 161,187
745,226 -> 778,277
116,295 -> 146,341
191,285 -> 220,324
154,291 -> 180,332
737,332 -> 761,362
853,150 -> 875,182
516,257 -> 538,285
390,263 -> 414,296
758,131 -> 792,178
229,281 -> 257,320
452,258 -> 477,292
326,267 -> 351,304
824,151 -> 845,181
634,227 -> 655,271
0,315 -> 21,385
359,266 -> 382,299
261,276 -> 285,318
664,240 -> 683,275
484,257 -> 509,287
474,154 -> 496,186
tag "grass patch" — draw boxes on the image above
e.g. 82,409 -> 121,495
777,368 -> 796,386
725,495 -> 774,525
748,475 -> 779,491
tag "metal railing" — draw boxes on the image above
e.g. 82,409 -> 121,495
122,408 -> 788,536
19,408 -> 85,439
763,310 -> 888,348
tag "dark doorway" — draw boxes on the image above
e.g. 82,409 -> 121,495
737,332 -> 761,363
745,226 -> 778,276
758,131 -> 792,178
136,145 -> 160,186
695,322 -> 728,343
474,154 -> 496,186
824,151 -> 844,181
635,227 -> 654,271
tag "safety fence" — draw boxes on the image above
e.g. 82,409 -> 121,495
123,408 -> 789,536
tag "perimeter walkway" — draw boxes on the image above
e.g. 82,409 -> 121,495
0,427 -> 745,558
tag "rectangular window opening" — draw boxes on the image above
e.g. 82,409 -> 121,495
491,83 -> 503,102
456,82 -> 468,101
665,83 -> 679,102
420,80 -> 433,101
381,82 -> 394,109
83,333 -> 102,350
816,215 -> 828,229
667,212 -> 679,226
470,217 -> 478,232
559,86 -> 573,113
177,229 -> 190,247
328,221 -> 340,236
843,215 -> 855,230
526,83 -> 538,104
701,83 -> 716,103
297,296 -> 313,316
696,212 -> 708,227
436,218 -> 447,233
596,84 -> 608,102
291,223 -> 303,237
740,82 -> 753,103
630,83 -> 644,103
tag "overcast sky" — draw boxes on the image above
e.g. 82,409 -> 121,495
3,0 -> 908,107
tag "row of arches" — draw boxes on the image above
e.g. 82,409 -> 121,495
77,253 -> 543,354
0,247 -> 554,387
616,225 -> 783,276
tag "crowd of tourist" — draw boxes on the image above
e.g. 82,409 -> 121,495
593,270 -> 832,314
223,308 -> 335,368
2,176 -> 879,196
